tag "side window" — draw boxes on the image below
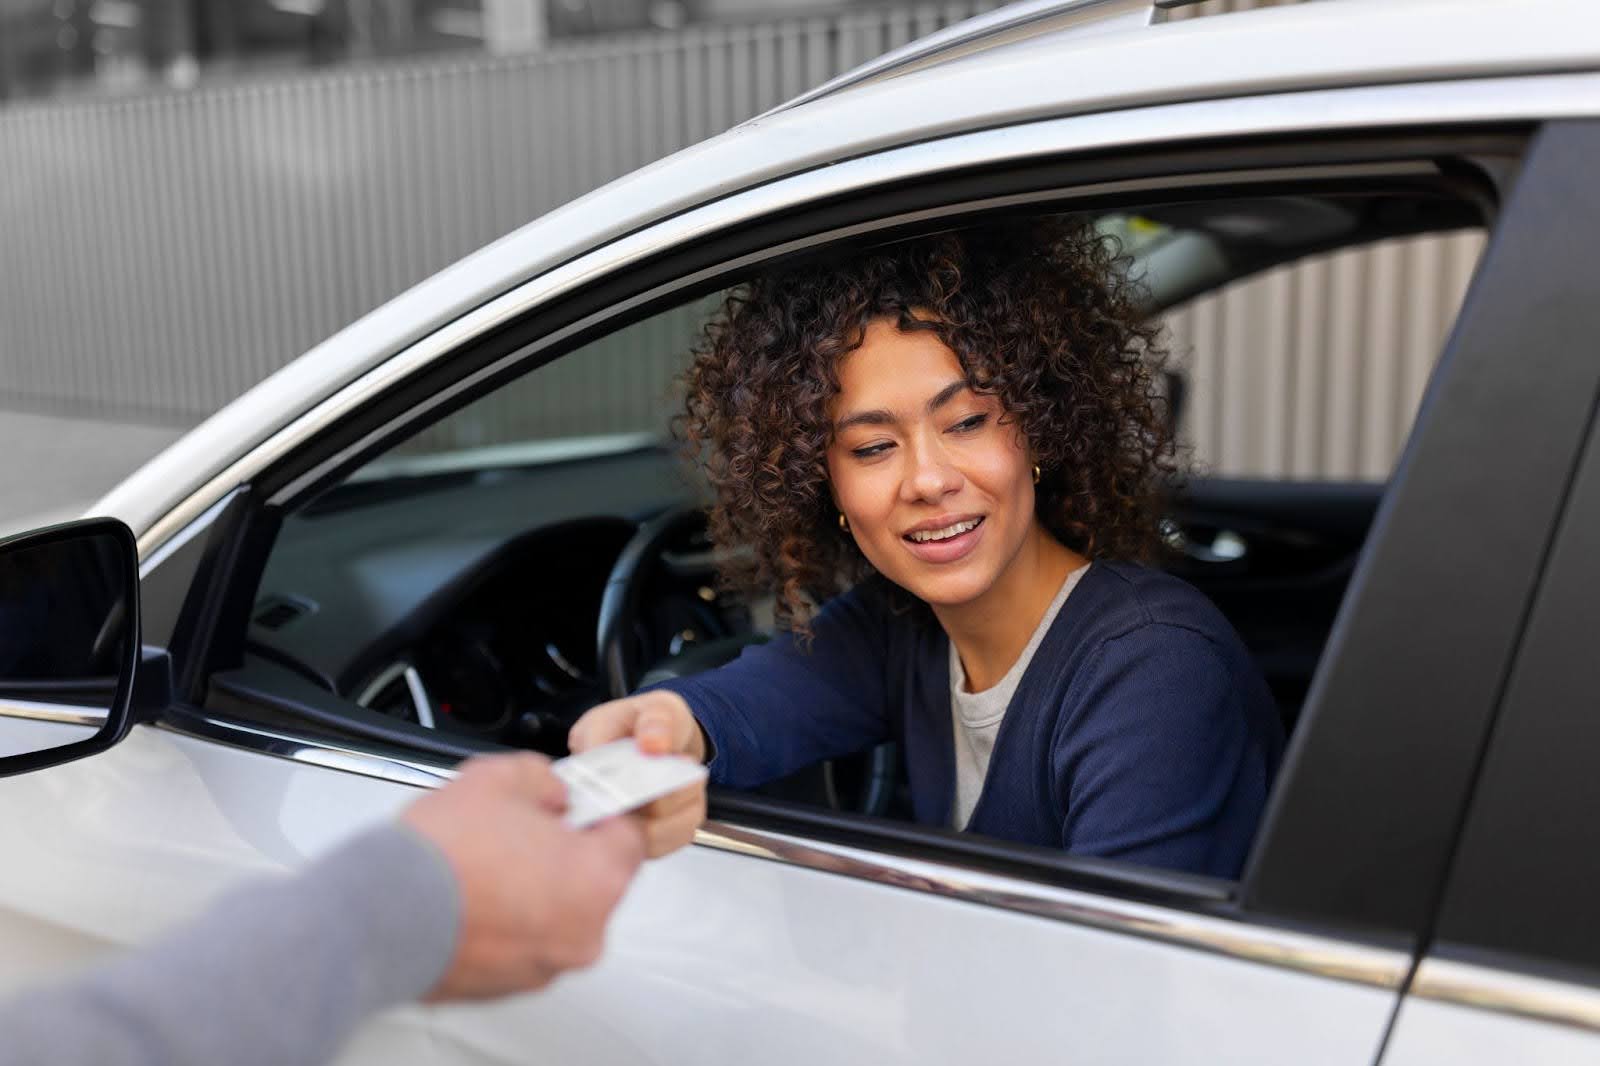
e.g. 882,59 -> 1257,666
240,184 -> 1490,884
1137,207 -> 1485,728
256,297 -> 728,736
385,300 -> 715,459
1167,228 -> 1485,480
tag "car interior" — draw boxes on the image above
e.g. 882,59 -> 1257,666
211,186 -> 1488,839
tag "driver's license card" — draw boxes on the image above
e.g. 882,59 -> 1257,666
552,739 -> 709,829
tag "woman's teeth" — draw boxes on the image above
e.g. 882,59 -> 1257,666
907,518 -> 982,543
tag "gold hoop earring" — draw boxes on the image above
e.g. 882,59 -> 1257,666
838,513 -> 850,533
1032,464 -> 1041,485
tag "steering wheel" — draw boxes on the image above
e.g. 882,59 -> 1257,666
595,505 -> 712,700
594,504 -> 896,817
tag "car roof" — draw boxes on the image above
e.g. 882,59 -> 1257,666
101,0 -> 1600,544
773,0 -> 1165,114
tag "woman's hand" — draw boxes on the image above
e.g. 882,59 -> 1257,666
568,690 -> 709,858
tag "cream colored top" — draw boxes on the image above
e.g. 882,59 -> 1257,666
948,564 -> 1088,829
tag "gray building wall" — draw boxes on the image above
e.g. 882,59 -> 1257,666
0,3 -> 993,423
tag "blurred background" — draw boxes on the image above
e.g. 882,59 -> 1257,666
0,0 -> 1481,529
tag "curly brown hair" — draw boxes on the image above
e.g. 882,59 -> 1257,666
680,217 -> 1177,634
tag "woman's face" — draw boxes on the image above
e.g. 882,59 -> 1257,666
825,317 -> 1043,610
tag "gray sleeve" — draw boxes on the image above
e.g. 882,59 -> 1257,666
0,821 -> 460,1066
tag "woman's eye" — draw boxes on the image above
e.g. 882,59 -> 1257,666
951,414 -> 989,433
851,442 -> 893,459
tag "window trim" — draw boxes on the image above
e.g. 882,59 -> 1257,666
1410,955 -> 1600,1035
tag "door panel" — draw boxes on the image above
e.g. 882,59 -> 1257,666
0,726 -> 437,1064
0,722 -> 1399,1064
0,717 -> 97,759
1381,996 -> 1600,1063
471,845 -> 1399,1066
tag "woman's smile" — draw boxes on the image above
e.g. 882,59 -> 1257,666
825,317 -> 1052,614
901,514 -> 986,563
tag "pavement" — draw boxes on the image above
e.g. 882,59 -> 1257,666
0,408 -> 191,537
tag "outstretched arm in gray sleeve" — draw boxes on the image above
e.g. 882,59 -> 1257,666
0,752 -> 648,1066
0,823 -> 456,1066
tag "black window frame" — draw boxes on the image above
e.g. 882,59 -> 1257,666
1420,123 -> 1600,983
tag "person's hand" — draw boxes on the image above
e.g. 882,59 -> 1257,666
568,690 -> 708,858
401,752 -> 646,1002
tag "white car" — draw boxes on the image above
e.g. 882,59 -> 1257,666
4,0 -> 1600,1061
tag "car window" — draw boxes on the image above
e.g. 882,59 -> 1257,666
240,189 -> 1489,883
1151,220 -> 1485,728
370,298 -> 719,467
255,296 -> 725,733
1167,227 -> 1486,481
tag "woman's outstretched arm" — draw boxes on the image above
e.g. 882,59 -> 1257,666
570,581 -> 896,844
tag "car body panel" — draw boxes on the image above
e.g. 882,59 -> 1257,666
1381,994 -> 1600,1064
0,721 -> 1403,1065
0,725 -> 436,1063
0,718 -> 94,761
772,0 -> 1161,112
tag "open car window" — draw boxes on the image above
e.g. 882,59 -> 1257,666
235,183 -> 1488,889
1167,226 -> 1485,482
354,298 -> 718,480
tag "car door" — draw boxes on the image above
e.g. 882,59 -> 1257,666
0,108 -> 1593,1066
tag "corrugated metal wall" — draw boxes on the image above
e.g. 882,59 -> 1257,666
0,0 -> 1485,479
1167,230 -> 1484,481
0,2 -> 994,425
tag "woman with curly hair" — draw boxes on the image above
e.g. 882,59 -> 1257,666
570,219 -> 1284,878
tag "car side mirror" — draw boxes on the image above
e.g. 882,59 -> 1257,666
0,518 -> 141,777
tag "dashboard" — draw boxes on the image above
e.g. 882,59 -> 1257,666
246,444 -> 746,754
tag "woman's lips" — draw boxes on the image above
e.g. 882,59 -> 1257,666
902,516 -> 985,564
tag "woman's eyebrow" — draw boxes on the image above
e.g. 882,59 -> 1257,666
834,409 -> 894,432
925,379 -> 970,412
834,380 -> 970,433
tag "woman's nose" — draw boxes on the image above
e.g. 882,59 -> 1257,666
901,441 -> 962,502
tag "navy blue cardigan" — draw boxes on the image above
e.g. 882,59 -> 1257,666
657,561 -> 1285,879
